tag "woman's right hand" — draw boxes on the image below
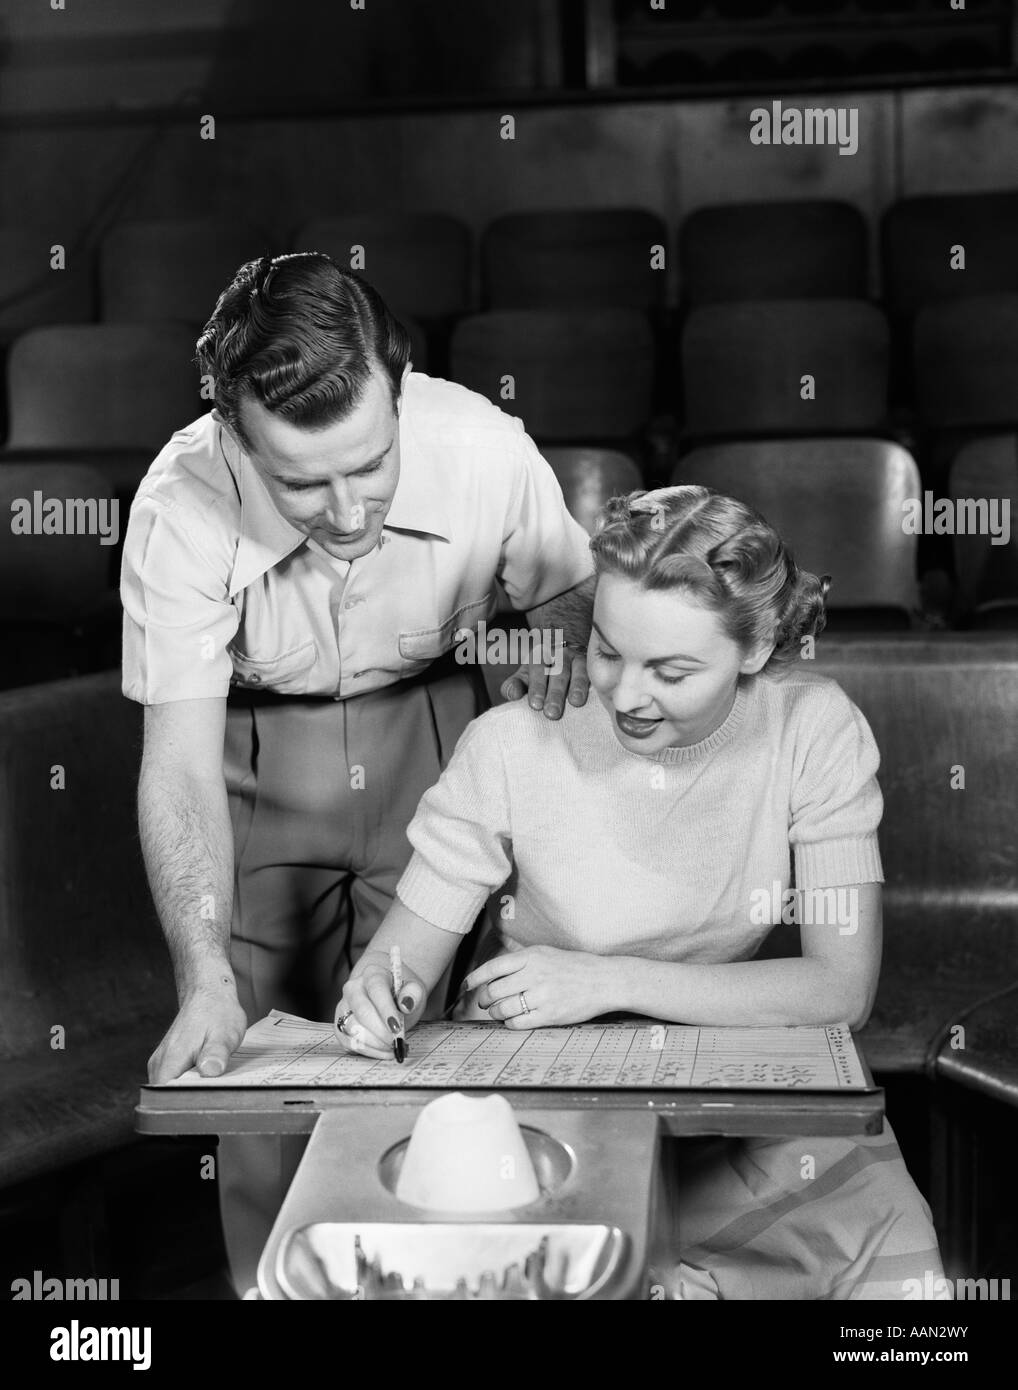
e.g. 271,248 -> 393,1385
334,952 -> 427,1058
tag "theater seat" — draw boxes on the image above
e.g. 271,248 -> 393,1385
948,435 -> 1018,628
808,637 -> 1018,1075
0,226 -> 94,347
913,294 -> 1018,493
881,192 -> 1018,325
6,323 -> 202,454
295,213 -> 471,322
542,446 -> 643,535
681,300 -> 890,440
99,218 -> 267,325
0,672 -> 175,1187
451,309 -> 656,443
679,200 -> 868,306
673,438 -> 920,625
482,208 -> 667,312
0,462 -> 121,688
0,462 -> 116,615
935,992 -> 1018,1108
915,294 -> 1018,433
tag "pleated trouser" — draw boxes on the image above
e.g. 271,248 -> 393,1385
217,654 -> 487,1295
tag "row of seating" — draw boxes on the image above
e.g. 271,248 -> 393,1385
3,295 -> 1017,470
3,196 -> 1015,336
2,436 -> 1015,699
543,437 -> 1016,630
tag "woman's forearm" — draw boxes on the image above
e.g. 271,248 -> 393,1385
349,897 -> 461,996
612,955 -> 871,1030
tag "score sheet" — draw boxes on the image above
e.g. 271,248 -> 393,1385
170,1010 -> 872,1090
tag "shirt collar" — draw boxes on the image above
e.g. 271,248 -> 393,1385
381,393 -> 452,543
223,388 -> 451,599
223,426 -> 306,598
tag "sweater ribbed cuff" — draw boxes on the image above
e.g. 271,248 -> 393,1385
794,833 -> 884,890
395,854 -> 486,935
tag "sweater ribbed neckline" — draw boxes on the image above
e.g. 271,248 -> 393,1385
597,677 -> 750,765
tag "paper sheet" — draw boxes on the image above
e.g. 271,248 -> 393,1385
170,1011 -> 871,1090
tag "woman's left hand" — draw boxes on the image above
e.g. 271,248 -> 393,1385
462,944 -> 611,1029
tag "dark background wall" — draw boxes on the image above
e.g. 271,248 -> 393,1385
1,2 -> 1016,309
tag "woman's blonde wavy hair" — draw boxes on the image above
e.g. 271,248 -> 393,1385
589,485 -> 831,672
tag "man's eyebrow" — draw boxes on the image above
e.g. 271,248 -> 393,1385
272,436 -> 395,485
592,620 -> 705,665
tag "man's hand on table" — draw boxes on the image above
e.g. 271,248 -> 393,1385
147,979 -> 248,1082
500,646 -> 590,720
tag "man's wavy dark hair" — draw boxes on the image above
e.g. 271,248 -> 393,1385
194,251 -> 412,451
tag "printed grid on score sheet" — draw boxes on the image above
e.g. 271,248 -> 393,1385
172,1012 -> 870,1090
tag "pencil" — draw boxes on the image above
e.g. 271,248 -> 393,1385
390,944 -> 406,1064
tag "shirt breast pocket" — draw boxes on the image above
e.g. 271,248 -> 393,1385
398,597 -> 490,668
229,639 -> 318,695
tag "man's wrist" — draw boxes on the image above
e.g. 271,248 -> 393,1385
178,962 -> 238,1003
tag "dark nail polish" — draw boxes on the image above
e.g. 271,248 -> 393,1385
401,995 -> 414,1011
387,1016 -> 400,1033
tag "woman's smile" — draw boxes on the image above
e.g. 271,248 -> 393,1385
615,710 -> 664,739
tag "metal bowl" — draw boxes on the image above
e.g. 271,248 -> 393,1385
377,1124 -> 575,1212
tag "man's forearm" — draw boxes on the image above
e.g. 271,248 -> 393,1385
138,767 -> 237,1000
525,574 -> 595,651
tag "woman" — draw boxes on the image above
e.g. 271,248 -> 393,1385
334,485 -> 946,1300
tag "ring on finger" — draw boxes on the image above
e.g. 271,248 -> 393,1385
335,1008 -> 354,1036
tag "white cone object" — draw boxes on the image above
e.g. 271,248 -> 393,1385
395,1092 -> 541,1212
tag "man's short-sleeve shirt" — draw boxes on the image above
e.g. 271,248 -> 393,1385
120,373 -> 595,703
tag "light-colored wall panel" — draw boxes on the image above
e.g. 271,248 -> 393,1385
901,85 -> 1018,196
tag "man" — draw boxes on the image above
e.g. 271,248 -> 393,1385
120,252 -> 595,1291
